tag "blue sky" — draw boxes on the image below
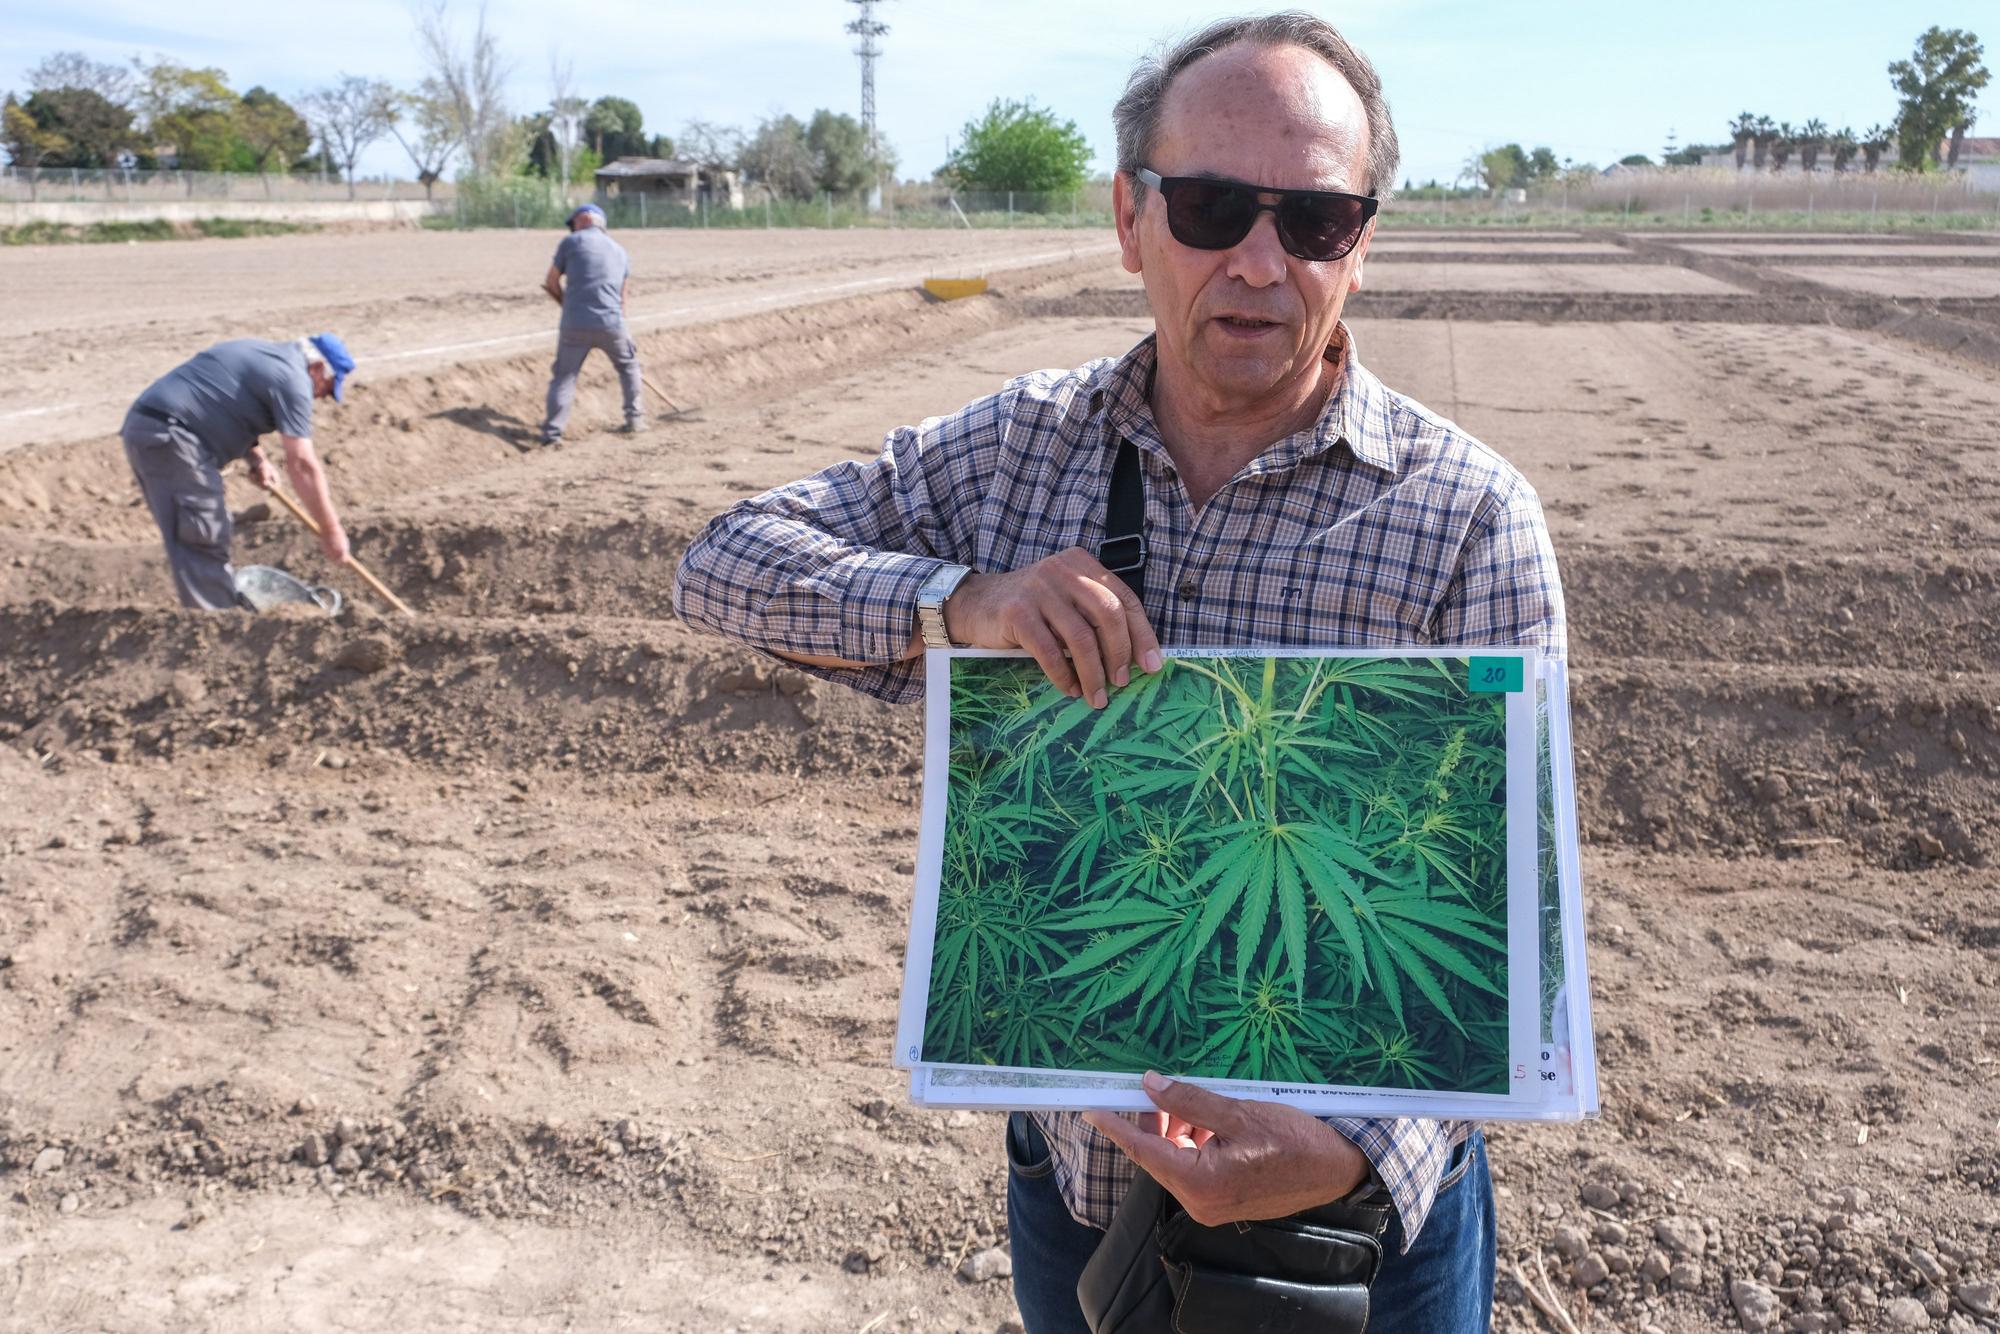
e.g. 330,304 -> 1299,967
5,2 -> 1994,185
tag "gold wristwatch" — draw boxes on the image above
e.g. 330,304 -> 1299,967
916,564 -> 973,649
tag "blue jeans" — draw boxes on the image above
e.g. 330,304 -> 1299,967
1005,1113 -> 1495,1334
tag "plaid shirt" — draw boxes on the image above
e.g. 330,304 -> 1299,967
674,326 -> 1566,1248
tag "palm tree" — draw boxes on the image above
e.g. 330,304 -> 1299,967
1829,127 -> 1858,173
1751,115 -> 1777,170
1770,122 -> 1796,172
1860,124 -> 1891,174
1729,111 -> 1758,170
1799,118 -> 1828,173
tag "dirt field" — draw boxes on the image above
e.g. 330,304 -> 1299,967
0,228 -> 1116,452
2,226 -> 1998,1334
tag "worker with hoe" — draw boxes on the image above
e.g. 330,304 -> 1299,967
676,12 -> 1563,1332
539,201 -> 645,445
121,334 -> 356,611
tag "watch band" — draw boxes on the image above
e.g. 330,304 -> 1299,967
916,564 -> 972,649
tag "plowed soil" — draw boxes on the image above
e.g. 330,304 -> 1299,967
2,228 -> 1997,1334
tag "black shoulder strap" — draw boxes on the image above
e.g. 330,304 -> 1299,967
1099,437 -> 1148,600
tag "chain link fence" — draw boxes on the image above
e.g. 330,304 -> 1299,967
1,166 -> 449,204
1384,168 -> 2000,230
16,164 -> 1991,232
437,179 -> 1118,230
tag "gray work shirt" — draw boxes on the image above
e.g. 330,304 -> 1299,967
132,339 -> 315,465
552,226 -> 631,331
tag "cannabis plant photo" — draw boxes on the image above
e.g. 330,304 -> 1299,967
914,651 -> 1533,1097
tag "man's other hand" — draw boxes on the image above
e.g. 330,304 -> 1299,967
943,548 -> 1163,707
1083,1072 -> 1371,1225
249,453 -> 280,492
320,527 -> 352,566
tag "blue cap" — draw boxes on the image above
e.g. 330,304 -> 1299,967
309,332 -> 355,403
570,202 -> 606,226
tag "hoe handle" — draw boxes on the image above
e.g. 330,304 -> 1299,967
267,487 -> 416,618
641,373 -> 687,413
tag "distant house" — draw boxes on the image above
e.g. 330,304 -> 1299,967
593,157 -> 745,212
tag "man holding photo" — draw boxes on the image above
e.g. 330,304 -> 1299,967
675,13 -> 1564,1331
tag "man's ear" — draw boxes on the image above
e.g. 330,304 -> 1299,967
1114,171 -> 1143,276
1347,218 -> 1375,295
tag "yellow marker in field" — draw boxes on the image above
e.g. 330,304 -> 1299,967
923,277 -> 989,301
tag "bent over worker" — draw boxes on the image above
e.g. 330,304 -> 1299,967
540,202 -> 644,444
121,334 -> 355,610
676,13 -> 1564,1332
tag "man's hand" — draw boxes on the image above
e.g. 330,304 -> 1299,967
319,526 -> 352,566
248,451 -> 280,492
1083,1072 -> 1371,1225
944,547 -> 1163,707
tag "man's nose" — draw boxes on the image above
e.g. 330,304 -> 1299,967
1224,209 -> 1288,287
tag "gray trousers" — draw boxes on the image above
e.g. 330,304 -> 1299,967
541,327 -> 644,442
121,411 -> 243,611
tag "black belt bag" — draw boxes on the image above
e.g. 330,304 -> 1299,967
1078,1168 -> 1391,1334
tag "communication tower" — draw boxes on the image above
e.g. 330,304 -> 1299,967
846,0 -> 889,208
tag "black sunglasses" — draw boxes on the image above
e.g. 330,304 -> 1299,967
1135,167 -> 1378,262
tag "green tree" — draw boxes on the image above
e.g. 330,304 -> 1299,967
1890,27 -> 1990,169
10,88 -> 132,168
806,109 -> 876,194
134,58 -> 239,171
23,53 -> 135,168
1829,126 -> 1859,173
740,113 -> 816,199
233,86 -> 311,190
943,98 -> 1092,194
1473,143 -> 1529,192
2,95 -> 70,186
1662,141 -> 1717,167
1527,146 -> 1560,178
519,109 -> 554,175
1617,153 -> 1654,168
584,95 -> 647,160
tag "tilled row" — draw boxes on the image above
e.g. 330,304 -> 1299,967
8,520 -> 1996,677
1024,287 -> 2000,330
2,603 -> 1992,865
0,253 -> 1113,538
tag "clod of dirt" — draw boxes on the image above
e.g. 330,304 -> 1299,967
235,502 -> 272,525
959,1246 -> 1012,1283
1732,1278 -> 1781,1330
1882,1296 -> 1930,1328
1551,1223 -> 1589,1259
333,635 -> 397,674
30,1146 -> 65,1176
168,671 -> 207,707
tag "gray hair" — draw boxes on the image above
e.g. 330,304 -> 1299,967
297,337 -> 328,371
1113,11 -> 1400,201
